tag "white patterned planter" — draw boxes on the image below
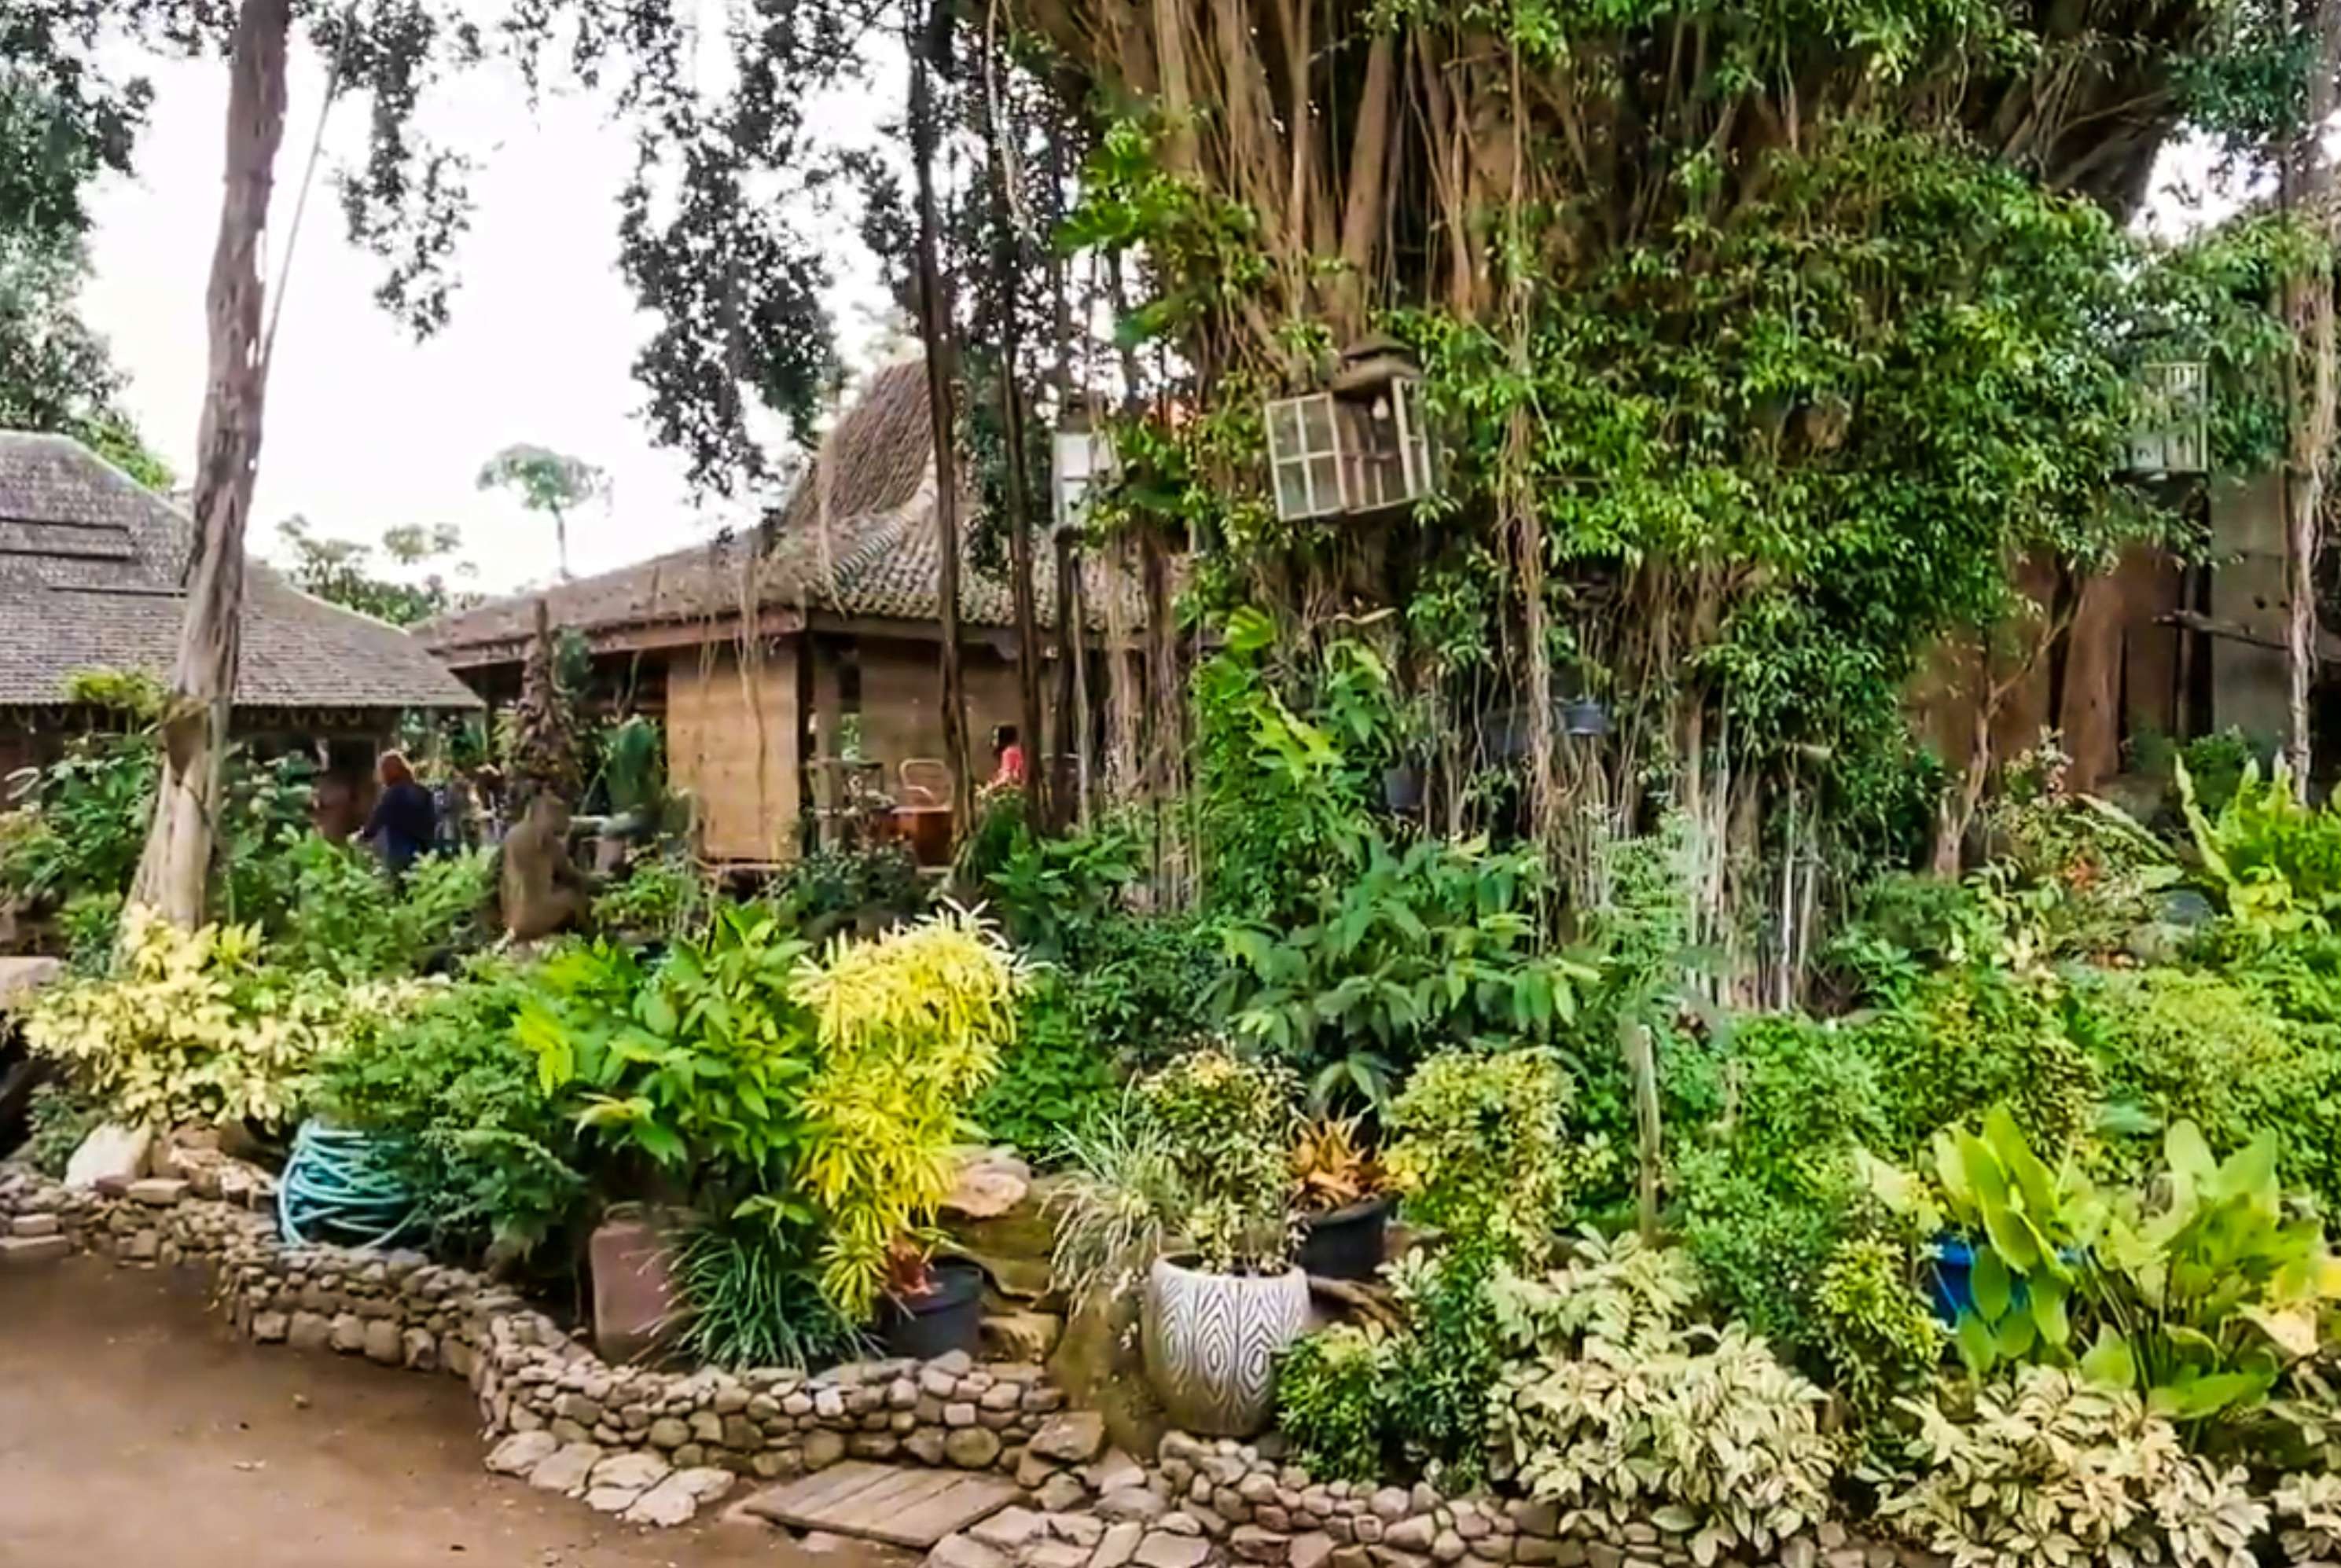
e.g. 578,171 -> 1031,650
1141,1255 -> 1310,1438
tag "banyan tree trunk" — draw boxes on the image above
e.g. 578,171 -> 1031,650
129,0 -> 292,930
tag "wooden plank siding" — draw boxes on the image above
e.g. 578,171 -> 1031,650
667,643 -> 801,862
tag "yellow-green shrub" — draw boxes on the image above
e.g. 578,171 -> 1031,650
23,903 -> 428,1129
796,905 -> 1025,1319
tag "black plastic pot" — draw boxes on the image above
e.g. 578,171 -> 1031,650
1296,1195 -> 1393,1281
880,1259 -> 987,1360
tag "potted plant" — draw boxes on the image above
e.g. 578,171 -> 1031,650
1292,1114 -> 1391,1280
876,1239 -> 990,1359
795,907 -> 1027,1355
1054,1048 -> 1307,1436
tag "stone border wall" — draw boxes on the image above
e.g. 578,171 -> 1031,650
0,1158 -> 1967,1566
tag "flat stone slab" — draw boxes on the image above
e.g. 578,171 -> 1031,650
741,1460 -> 1021,1550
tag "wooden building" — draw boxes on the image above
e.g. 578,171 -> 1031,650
0,431 -> 483,781
417,363 -> 1126,863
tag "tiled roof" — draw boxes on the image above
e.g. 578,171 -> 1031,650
418,361 -> 1137,666
0,431 -> 483,713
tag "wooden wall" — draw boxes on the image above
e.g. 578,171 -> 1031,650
667,644 -> 801,863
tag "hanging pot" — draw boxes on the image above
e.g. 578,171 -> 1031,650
1141,1255 -> 1310,1437
1380,764 -> 1425,814
1562,698 -> 1611,738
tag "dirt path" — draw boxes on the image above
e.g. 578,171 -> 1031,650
0,1254 -> 862,1568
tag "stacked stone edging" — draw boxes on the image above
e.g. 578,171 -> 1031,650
5,1157 -> 2287,1566
968,1425 -> 1939,1568
0,1159 -> 1060,1527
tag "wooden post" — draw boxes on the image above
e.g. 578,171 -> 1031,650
129,0 -> 292,928
907,0 -> 975,837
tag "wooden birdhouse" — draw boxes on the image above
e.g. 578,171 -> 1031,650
2126,360 -> 2208,476
1265,336 -> 1438,522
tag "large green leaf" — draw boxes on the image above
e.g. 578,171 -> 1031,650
2079,1327 -> 2137,1390
2030,1272 -> 2071,1349
1972,1247 -> 2012,1323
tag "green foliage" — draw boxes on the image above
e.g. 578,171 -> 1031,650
518,909 -> 814,1195
985,815 -> 1143,965
1855,964 -> 2100,1159
796,908 -> 1024,1316
1811,1236 -> 1946,1426
1677,1146 -> 1867,1379
667,1214 -> 866,1372
1875,1368 -> 2268,1568
2180,755 -> 2341,937
596,715 -> 664,815
22,1080 -> 100,1177
972,972 -> 1117,1159
1273,1325 -> 1390,1483
1487,1233 -> 1837,1560
1052,909 -> 1222,1063
1191,627 -> 1398,927
314,963 -> 585,1260
590,855 -> 709,940
23,905 -> 428,1130
1217,833 -> 1593,1090
1049,1109 -> 1194,1297
772,842 -> 928,944
1380,1242 -> 1509,1486
476,442 -> 605,574
2071,967 -> 2341,1201
1822,872 -> 1991,1004
0,219 -> 168,487
1909,1108 -> 2341,1426
276,516 -> 475,627
0,729 -> 155,909
1132,1046 -> 1298,1274
1384,1047 -> 1594,1265
267,839 -> 491,980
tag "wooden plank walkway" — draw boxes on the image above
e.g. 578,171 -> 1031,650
737,1461 -> 1022,1549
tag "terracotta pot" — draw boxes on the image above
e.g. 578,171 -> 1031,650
1141,1255 -> 1310,1437
589,1210 -> 680,1365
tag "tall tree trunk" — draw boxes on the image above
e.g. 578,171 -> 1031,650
2284,0 -> 2341,792
129,0 -> 292,930
987,127 -> 1049,828
908,0 -> 975,833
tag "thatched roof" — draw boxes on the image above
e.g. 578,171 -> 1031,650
418,362 -> 1137,670
0,432 -> 481,715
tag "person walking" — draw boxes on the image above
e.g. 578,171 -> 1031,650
362,751 -> 438,877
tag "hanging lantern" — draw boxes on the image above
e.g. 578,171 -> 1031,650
2125,361 -> 2208,476
1264,336 -> 1439,522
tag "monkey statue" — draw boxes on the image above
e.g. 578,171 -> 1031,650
495,792 -> 594,942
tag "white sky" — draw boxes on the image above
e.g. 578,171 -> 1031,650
79,36 -> 902,597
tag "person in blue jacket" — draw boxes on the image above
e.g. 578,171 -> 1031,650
362,751 -> 438,876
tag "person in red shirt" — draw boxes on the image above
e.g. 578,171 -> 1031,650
990,724 -> 1027,788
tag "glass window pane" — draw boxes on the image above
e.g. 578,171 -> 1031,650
1269,399 -> 1303,461
1310,456 -> 1342,513
1274,461 -> 1309,520
1302,395 -> 1336,454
